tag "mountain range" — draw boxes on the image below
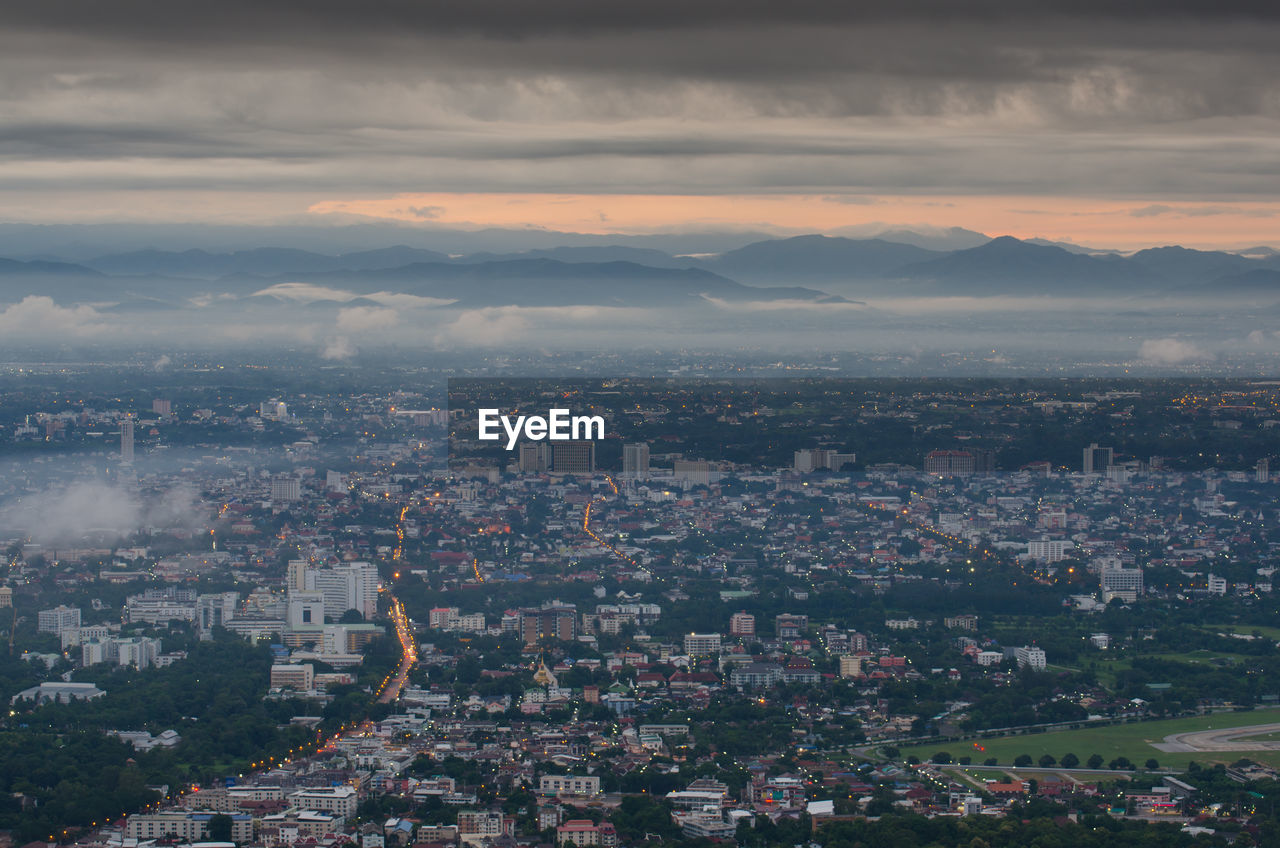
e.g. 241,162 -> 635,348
2,230 -> 1280,311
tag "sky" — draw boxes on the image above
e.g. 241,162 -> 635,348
3,1 -> 1280,250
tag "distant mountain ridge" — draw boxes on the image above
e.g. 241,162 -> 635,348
2,232 -> 1280,310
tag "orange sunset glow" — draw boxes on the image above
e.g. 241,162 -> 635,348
309,193 -> 1280,251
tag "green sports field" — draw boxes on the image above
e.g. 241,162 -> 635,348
899,708 -> 1280,772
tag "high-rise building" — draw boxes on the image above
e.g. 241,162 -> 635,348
287,591 -> 326,629
622,443 -> 650,477
549,441 -> 595,474
151,399 -> 172,416
518,443 -> 550,473
286,559 -> 309,592
1257,458 -> 1270,483
924,450 -> 974,476
271,475 -> 301,502
37,605 -> 81,634
729,612 -> 756,637
838,655 -> 865,678
306,562 -> 379,621
673,460 -> 714,486
1027,539 -> 1072,563
120,416 -> 134,464
683,633 -> 722,656
518,606 -> 576,644
260,400 -> 288,421
1014,645 -> 1047,670
794,449 -> 857,472
195,592 -> 238,637
1100,566 -> 1143,603
116,636 -> 161,669
1083,443 -> 1113,474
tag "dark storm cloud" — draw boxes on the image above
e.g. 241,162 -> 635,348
1,1 -> 1279,216
4,1 -> 1279,39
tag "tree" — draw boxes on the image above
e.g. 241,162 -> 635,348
207,813 -> 233,842
1014,754 -> 1033,767
1060,753 -> 1079,769
1145,758 -> 1160,770
931,751 -> 953,764
1038,754 -> 1057,768
1087,754 -> 1104,769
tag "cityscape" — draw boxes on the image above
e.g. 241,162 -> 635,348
4,2 -> 1280,847
0,371 -> 1276,847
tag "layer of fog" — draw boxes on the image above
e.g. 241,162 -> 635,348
0,284 -> 1277,372
0,480 -> 207,546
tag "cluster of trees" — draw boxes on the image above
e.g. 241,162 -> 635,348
0,633 -> 386,842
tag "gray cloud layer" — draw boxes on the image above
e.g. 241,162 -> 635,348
1,2 -> 1279,214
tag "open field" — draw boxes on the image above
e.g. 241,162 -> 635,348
1204,624 -> 1280,641
900,709 -> 1280,772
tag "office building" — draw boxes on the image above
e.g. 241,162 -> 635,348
924,450 -> 975,476
285,785 -> 358,820
622,442 -> 650,477
287,591 -> 326,629
729,612 -> 755,637
270,663 -> 315,691
1083,443 -> 1113,474
1100,566 -> 1144,603
120,416 -> 134,463
271,474 -> 301,502
37,605 -> 81,634
794,449 -> 857,473
673,460 -> 714,486
538,775 -> 601,796
550,441 -> 595,474
1014,645 -> 1047,670
286,559 -> 309,592
1027,539 -> 1072,563
558,821 -> 618,848
683,633 -> 722,656
195,592 -> 238,636
126,812 -> 252,843
306,562 -> 379,620
116,636 -> 161,669
839,655 -> 865,678
519,606 -> 576,644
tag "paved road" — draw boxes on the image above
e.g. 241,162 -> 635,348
377,596 -> 417,704
1156,722 -> 1280,752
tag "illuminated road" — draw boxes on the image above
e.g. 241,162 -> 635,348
376,596 -> 418,704
582,475 -> 647,572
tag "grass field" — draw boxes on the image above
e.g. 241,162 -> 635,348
900,708 -> 1280,772
1205,624 -> 1280,641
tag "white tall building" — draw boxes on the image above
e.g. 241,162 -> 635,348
120,416 -> 135,464
622,443 -> 650,477
196,592 -> 238,636
1100,566 -> 1143,603
683,633 -> 722,656
306,562 -> 379,620
1027,539 -> 1072,563
37,605 -> 81,634
287,591 -> 326,629
116,636 -> 161,669
1014,645 -> 1047,671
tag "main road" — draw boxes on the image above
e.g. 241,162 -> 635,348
377,596 -> 418,704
